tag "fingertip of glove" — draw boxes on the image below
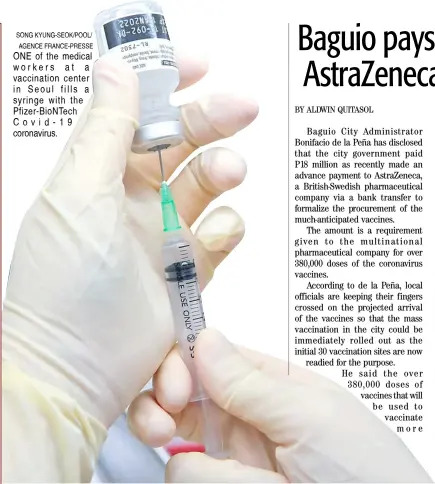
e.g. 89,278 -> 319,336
197,329 -> 235,362
200,147 -> 247,193
196,206 -> 245,253
182,93 -> 259,146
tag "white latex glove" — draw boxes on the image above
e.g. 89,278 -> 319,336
128,329 -> 433,483
2,52 -> 258,482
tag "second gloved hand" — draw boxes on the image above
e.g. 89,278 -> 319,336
128,330 -> 432,483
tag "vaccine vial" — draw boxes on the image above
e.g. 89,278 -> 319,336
94,1 -> 184,153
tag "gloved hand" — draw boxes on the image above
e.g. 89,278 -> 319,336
2,51 -> 258,482
128,329 -> 432,483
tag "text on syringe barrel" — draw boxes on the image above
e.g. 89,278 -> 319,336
163,238 -> 207,401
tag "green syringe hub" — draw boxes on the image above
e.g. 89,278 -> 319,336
160,182 -> 181,232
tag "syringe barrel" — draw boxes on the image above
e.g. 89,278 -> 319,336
162,233 -> 207,402
162,233 -> 228,458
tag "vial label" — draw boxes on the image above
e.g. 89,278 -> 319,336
103,13 -> 176,72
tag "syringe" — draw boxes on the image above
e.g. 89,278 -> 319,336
157,147 -> 228,459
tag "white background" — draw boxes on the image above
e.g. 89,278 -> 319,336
1,0 -> 434,479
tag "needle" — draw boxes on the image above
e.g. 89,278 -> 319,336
157,146 -> 165,181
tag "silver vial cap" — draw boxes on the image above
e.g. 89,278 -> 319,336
132,120 -> 184,154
